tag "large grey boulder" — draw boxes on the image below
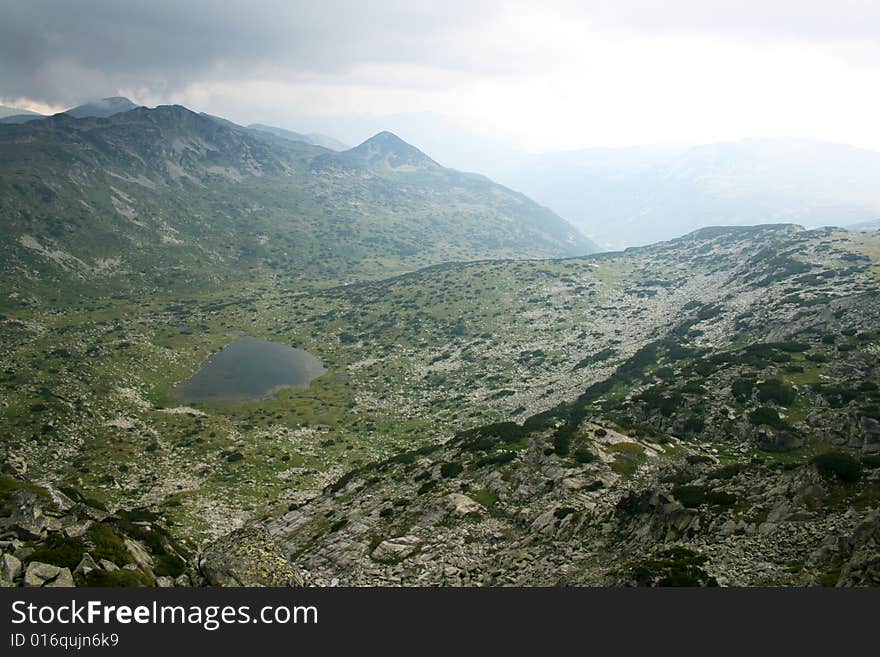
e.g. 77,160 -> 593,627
0,553 -> 22,582
200,526 -> 303,587
124,537 -> 155,576
24,562 -> 74,587
74,553 -> 99,578
45,568 -> 75,587
370,535 -> 422,563
62,517 -> 93,538
445,493 -> 481,516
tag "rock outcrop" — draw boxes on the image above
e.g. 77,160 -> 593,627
198,526 -> 303,587
0,475 -> 190,588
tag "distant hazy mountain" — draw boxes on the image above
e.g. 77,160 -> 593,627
65,96 -> 140,118
848,219 -> 880,232
248,123 -> 348,151
0,105 -> 45,124
491,138 -> 880,249
0,105 -> 42,119
0,113 -> 44,124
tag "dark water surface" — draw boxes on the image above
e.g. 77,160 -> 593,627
171,336 -> 326,403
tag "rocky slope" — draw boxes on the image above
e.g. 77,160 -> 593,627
3,224 -> 879,586
0,474 -> 299,588
254,225 -> 880,586
0,474 -> 191,587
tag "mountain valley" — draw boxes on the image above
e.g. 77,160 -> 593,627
1,105 -> 879,588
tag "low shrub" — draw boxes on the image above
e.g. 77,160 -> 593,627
672,484 -> 736,508
27,534 -> 86,570
630,547 -> 718,587
749,406 -> 789,430
440,462 -> 463,478
707,464 -> 744,480
474,452 -> 516,469
811,452 -> 862,483
757,379 -> 797,406
574,448 -> 596,464
731,378 -> 756,402
87,523 -> 133,566
81,569 -> 151,587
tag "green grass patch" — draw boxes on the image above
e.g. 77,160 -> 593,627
470,489 -> 498,510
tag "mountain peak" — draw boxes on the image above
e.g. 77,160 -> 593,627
65,96 -> 140,119
368,130 -> 405,143
345,131 -> 441,171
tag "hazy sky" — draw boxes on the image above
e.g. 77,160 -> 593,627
3,1 -> 880,154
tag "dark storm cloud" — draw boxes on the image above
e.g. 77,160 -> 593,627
2,0 -> 878,105
0,0 -> 503,104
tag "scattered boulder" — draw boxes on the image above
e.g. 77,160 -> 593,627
756,429 -> 803,452
62,517 -> 93,538
47,568 -> 75,587
98,559 -> 119,572
124,537 -> 155,574
445,493 -> 481,516
0,553 -> 22,582
73,553 -> 98,578
370,535 -> 421,563
4,490 -> 49,539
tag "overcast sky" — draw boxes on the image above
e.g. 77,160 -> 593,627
3,0 -> 880,157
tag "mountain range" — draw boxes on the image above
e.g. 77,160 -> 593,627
0,103 -> 594,306
0,97 -> 142,124
488,138 -> 880,249
7,99 -> 880,254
